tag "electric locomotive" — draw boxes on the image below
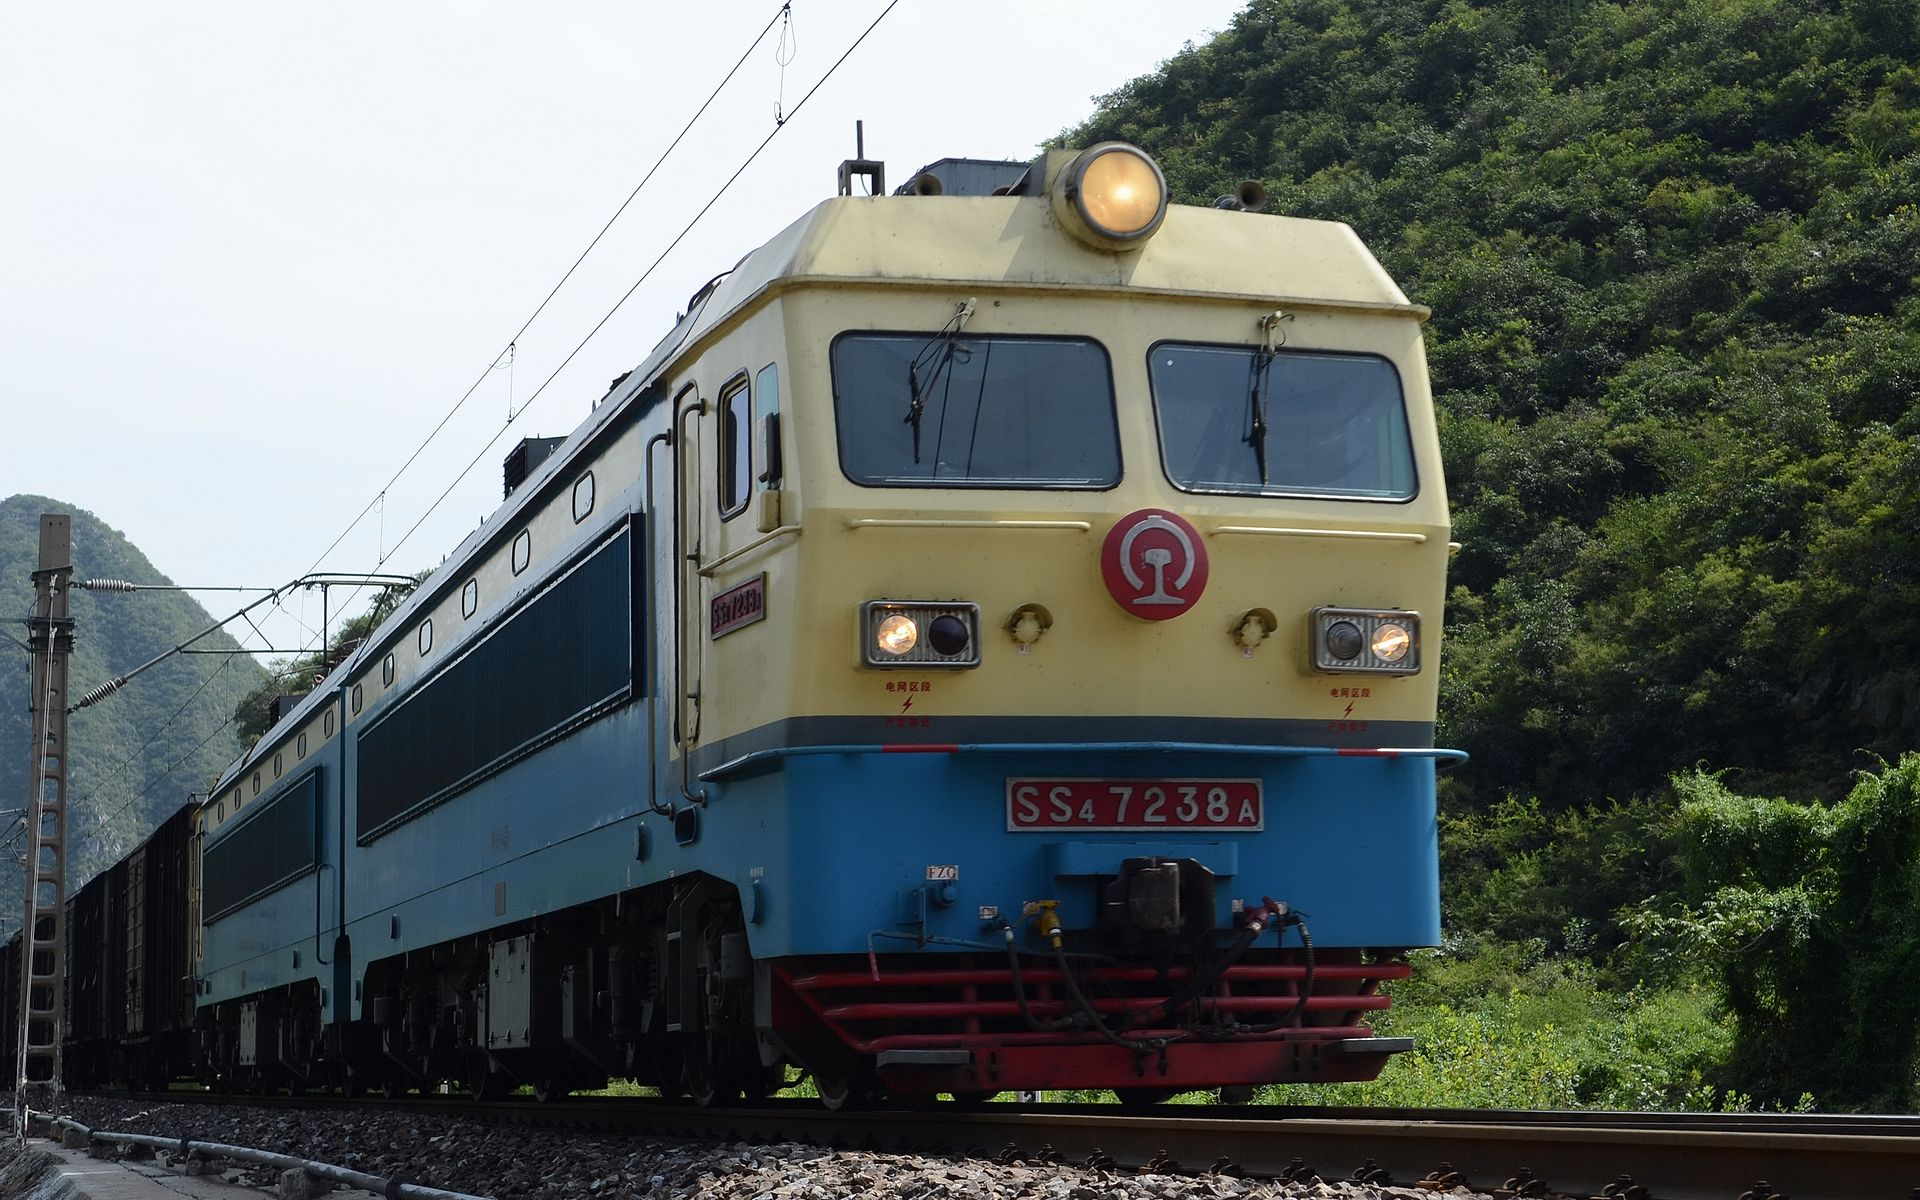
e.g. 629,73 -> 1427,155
189,141 -> 1457,1105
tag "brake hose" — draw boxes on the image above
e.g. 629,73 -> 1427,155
1226,910 -> 1316,1033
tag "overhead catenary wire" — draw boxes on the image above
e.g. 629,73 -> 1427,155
374,0 -> 903,571
293,2 -> 795,596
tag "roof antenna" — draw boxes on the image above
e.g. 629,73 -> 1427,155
837,119 -> 885,196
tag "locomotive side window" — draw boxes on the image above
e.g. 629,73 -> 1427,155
718,375 -> 751,519
512,529 -> 531,575
753,363 -> 781,489
572,472 -> 595,523
1148,344 -> 1416,501
462,579 -> 478,619
830,333 -> 1119,488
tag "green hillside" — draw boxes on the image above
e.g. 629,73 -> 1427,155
1067,0 -> 1918,811
0,496 -> 264,929
1064,0 -> 1920,1108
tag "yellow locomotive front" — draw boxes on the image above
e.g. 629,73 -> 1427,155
662,143 -> 1454,1100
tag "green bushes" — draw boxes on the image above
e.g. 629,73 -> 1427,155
1260,941 -> 1736,1109
1630,755 -> 1920,1109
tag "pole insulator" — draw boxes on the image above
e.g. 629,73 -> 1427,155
73,677 -> 129,710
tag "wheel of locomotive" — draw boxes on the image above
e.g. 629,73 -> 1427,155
471,1064 -> 512,1102
1116,1087 -> 1177,1109
683,1059 -> 742,1109
739,1062 -> 782,1102
815,1073 -> 879,1111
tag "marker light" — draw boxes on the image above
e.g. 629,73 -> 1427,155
875,615 -> 919,657
1051,142 -> 1169,250
1325,620 -> 1364,661
862,601 -> 983,669
928,614 -> 971,657
1309,607 -> 1421,675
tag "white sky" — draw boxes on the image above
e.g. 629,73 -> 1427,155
1,2 -> 1247,663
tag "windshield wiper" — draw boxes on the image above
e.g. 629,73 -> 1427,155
905,298 -> 976,463
1244,309 -> 1292,484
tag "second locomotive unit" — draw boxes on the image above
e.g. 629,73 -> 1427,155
186,141 -> 1456,1104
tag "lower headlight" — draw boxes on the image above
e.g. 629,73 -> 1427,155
862,601 -> 982,669
1310,607 -> 1421,674
875,615 -> 919,657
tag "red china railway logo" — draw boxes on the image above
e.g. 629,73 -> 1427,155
1100,509 -> 1208,620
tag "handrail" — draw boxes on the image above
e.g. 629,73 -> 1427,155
700,740 -> 1467,781
668,390 -> 709,808
698,525 -> 801,576
846,518 -> 1092,531
641,431 -> 673,816
1209,526 -> 1429,543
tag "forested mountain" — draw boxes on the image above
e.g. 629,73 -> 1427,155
1065,0 -> 1919,811
0,495 -> 263,930
1064,0 -> 1920,1108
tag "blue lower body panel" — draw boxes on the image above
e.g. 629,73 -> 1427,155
713,749 -> 1440,957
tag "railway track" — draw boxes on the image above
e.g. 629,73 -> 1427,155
75,1092 -> 1920,1200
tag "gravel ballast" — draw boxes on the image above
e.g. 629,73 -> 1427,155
36,1097 -> 1500,1200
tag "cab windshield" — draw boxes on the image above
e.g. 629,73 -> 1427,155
1149,343 -> 1416,500
831,332 -> 1120,488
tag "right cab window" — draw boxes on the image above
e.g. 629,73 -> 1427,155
1149,343 -> 1416,501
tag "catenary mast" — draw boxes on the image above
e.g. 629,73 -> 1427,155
15,513 -> 72,1136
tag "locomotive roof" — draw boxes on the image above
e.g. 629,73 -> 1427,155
688,193 -> 1423,337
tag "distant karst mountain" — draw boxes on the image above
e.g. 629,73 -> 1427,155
0,495 -> 264,932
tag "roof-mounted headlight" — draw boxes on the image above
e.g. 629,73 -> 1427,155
1051,142 -> 1168,251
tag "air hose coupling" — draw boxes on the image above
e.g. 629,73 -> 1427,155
1022,899 -> 1065,950
1239,896 -> 1294,936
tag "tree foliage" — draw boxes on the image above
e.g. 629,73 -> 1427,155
1063,0 -> 1920,809
1628,756 -> 1920,1109
230,576 -> 420,745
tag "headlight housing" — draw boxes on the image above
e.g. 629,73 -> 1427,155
862,601 -> 981,669
1310,607 -> 1421,674
1051,142 -> 1169,251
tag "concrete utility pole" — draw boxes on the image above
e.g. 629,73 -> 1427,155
15,513 -> 73,1135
